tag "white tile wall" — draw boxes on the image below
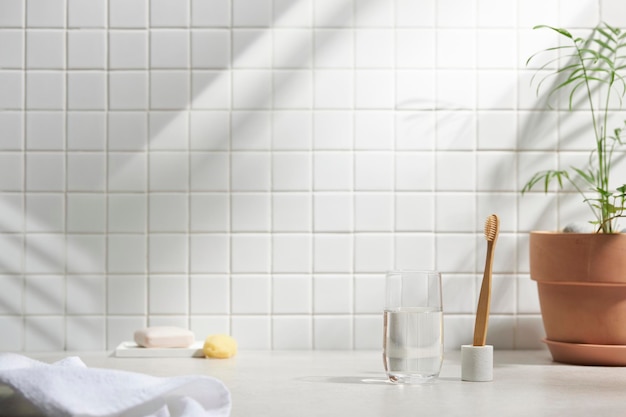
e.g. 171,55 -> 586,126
0,0 -> 621,352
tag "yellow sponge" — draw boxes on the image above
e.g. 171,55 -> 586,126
203,334 -> 237,359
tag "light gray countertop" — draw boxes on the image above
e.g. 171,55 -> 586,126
2,349 -> 626,417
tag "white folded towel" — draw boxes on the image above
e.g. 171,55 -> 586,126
0,353 -> 231,417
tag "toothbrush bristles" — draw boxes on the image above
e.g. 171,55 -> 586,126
484,214 -> 499,242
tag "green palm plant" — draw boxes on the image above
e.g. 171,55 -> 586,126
522,22 -> 626,233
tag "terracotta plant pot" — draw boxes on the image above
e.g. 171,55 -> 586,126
529,232 -> 626,365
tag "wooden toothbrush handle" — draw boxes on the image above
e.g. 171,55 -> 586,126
473,240 -> 495,346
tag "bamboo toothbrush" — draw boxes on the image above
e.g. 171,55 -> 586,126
473,214 -> 500,347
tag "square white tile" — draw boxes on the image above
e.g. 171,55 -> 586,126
190,234 -> 230,273
67,71 -> 107,110
232,29 -> 272,68
232,0 -> 271,27
190,111 -> 230,150
148,234 -> 189,273
149,193 -> 188,232
272,275 -> 311,313
314,192 -> 352,232
190,152 -> 229,191
314,29 -> 353,68
0,194 -> 23,232
354,274 -> 384,313
231,316 -> 271,349
273,70 -> 313,109
354,233 -> 393,273
313,234 -> 352,273
68,31 -> 106,68
149,152 -> 189,191
108,152 -> 148,192
0,234 -> 23,273
108,112 -> 148,150
313,111 -> 353,150
66,317 -> 105,351
26,153 -> 64,191
26,72 -> 64,109
355,0 -> 393,27
25,275 -> 64,314
0,112 -> 23,150
274,0 -> 312,27
107,275 -> 147,314
67,153 -> 106,191
192,71 -> 231,109
0,71 -> 23,108
66,275 -> 105,314
272,111 -> 312,150
232,275 -> 271,314
314,70 -> 353,109
0,0 -> 24,27
67,194 -> 106,232
272,234 -> 312,273
395,152 -> 434,191
354,152 -> 393,190
66,235 -> 106,273
190,193 -> 229,232
394,234 -> 435,270
107,234 -> 148,274
149,111 -> 189,150
396,30 -> 435,68
192,30 -> 230,68
151,30 -> 189,68
25,316 -> 64,351
110,0 -> 148,28
109,31 -> 148,69
68,112 -> 106,150
272,193 -> 311,232
109,72 -> 149,110
26,112 -> 64,150
273,317 -> 312,350
313,316 -> 352,349
0,275 -> 22,314
355,70 -> 394,109
191,0 -> 230,27
354,315 -> 382,350
231,193 -> 270,232
231,234 -> 270,273
0,153 -> 23,191
149,275 -> 188,314
151,0 -> 189,27
26,193 -> 64,232
109,194 -> 146,233
68,0 -> 105,28
273,152 -> 311,191
232,70 -> 272,109
313,274 -> 352,313
230,152 -> 271,191
273,29 -> 312,68
26,31 -> 65,68
150,71 -> 190,109
231,111 -> 271,150
313,152 -> 352,190
354,111 -> 393,150
355,29 -> 393,68
26,0 -> 65,27
314,0 -> 353,27
354,193 -> 393,231
190,275 -> 230,314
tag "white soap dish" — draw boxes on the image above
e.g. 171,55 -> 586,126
114,341 -> 205,358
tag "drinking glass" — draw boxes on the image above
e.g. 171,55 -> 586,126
383,270 -> 443,384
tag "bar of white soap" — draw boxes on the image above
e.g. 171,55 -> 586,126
134,326 -> 195,348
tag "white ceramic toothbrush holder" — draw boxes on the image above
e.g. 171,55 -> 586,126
461,344 -> 493,382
